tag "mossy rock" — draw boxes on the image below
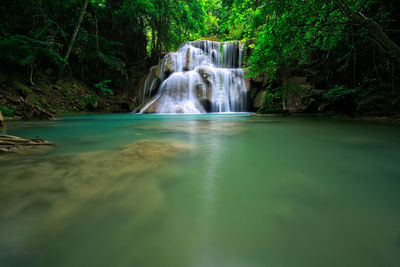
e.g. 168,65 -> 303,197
83,96 -> 99,111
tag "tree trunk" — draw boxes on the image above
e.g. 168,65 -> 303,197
20,97 -> 57,120
55,0 -> 89,82
335,1 -> 400,63
151,27 -> 156,57
29,62 -> 35,86
352,12 -> 400,63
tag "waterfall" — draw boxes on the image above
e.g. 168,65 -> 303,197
137,40 -> 248,114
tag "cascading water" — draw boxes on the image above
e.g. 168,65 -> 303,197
137,40 -> 248,114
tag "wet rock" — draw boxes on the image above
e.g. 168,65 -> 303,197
194,83 -> 207,106
185,47 -> 191,70
194,66 -> 217,108
0,110 -> 5,128
0,135 -> 55,155
155,61 -> 162,79
201,99 -> 212,112
155,54 -> 174,79
244,68 -> 252,93
138,94 -> 205,114
176,106 -> 185,113
136,95 -> 162,113
197,66 -> 215,84
137,65 -> 160,107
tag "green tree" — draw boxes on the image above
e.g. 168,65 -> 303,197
55,0 -> 90,82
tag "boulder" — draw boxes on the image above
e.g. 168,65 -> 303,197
253,90 -> 266,110
195,85 -> 212,112
196,66 -> 215,106
197,66 -> 215,83
283,76 -> 315,113
0,111 -> 4,128
136,95 -> 160,113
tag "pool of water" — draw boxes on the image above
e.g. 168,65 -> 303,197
1,113 -> 400,267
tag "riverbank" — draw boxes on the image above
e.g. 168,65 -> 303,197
250,113 -> 400,125
0,61 -> 149,120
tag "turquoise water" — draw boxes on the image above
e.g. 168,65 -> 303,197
1,113 -> 400,267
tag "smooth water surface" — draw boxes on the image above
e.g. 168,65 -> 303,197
1,114 -> 400,267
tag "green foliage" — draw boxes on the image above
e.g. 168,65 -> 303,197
0,35 -> 64,67
0,106 -> 14,117
121,0 -> 206,55
81,95 -> 99,110
0,0 -> 399,116
95,80 -> 113,96
214,0 -> 400,115
259,91 -> 283,114
0,0 -> 211,89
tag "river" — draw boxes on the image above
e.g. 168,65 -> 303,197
1,113 -> 400,266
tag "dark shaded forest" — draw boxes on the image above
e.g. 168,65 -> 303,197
1,0 -> 399,118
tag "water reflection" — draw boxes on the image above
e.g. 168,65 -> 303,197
186,119 -> 224,266
0,139 -> 191,261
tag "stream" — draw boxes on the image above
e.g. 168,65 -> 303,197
1,113 -> 400,267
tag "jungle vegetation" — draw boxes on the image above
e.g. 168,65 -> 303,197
0,0 -> 399,116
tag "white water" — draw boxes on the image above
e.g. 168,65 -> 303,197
138,40 -> 247,114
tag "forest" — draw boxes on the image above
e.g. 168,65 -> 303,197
0,0 -> 399,118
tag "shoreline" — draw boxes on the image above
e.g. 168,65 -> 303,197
3,112 -> 400,125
